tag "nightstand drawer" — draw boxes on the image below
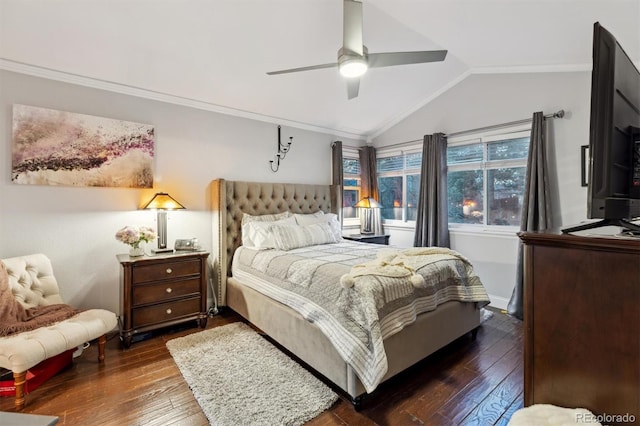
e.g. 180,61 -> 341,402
132,278 -> 201,306
132,297 -> 201,328
132,259 -> 201,284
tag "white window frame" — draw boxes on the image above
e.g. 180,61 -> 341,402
342,147 -> 361,227
447,124 -> 531,234
376,144 -> 423,228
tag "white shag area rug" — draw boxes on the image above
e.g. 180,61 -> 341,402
166,322 -> 338,426
508,404 -> 602,425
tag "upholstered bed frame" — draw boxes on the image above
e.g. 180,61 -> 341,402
210,178 -> 481,406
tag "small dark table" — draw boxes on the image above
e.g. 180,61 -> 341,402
343,234 -> 390,245
117,251 -> 209,347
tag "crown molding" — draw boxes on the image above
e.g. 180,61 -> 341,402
1,58 -> 598,142
369,69 -> 472,139
368,62 -> 592,139
0,58 -> 367,141
471,63 -> 591,74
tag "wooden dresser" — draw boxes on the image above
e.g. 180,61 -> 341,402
520,231 -> 640,424
118,251 -> 209,347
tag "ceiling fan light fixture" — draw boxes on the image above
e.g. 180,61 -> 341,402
265,1 -> 447,99
339,57 -> 368,78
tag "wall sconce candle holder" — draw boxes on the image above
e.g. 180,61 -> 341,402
269,125 -> 293,172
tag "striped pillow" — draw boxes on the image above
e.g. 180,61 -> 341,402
241,211 -> 291,225
242,216 -> 296,249
271,222 -> 338,251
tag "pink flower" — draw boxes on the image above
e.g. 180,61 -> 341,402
115,225 -> 156,247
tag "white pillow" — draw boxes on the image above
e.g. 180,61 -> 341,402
241,211 -> 291,226
293,211 -> 325,225
242,216 -> 295,249
324,213 -> 343,241
293,211 -> 342,241
271,222 -> 339,251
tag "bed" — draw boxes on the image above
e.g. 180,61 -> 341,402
210,178 -> 489,407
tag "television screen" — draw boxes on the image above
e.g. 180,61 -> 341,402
563,22 -> 640,234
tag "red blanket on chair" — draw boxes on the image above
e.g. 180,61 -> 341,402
0,260 -> 80,337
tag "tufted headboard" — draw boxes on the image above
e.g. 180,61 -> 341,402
1,253 -> 65,309
210,179 -> 341,306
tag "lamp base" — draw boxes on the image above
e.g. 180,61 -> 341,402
152,248 -> 174,254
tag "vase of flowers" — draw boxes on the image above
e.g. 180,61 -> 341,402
115,225 -> 156,257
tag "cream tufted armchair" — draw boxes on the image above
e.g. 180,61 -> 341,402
0,254 -> 117,410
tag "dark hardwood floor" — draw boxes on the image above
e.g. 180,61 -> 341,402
0,308 -> 523,425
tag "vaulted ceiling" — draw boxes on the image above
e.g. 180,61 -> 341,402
1,0 -> 638,140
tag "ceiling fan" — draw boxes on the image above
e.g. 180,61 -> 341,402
266,0 -> 447,99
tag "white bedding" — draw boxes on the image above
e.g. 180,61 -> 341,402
231,241 -> 489,393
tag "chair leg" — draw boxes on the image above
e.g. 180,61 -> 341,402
98,334 -> 106,363
13,371 -> 26,411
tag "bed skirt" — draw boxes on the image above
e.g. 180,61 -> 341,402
227,276 -> 481,400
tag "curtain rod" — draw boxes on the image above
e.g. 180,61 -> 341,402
344,109 -> 565,150
446,109 -> 565,139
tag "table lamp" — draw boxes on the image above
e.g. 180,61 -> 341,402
354,196 -> 381,235
142,192 -> 185,253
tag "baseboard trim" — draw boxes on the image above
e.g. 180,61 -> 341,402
488,294 -> 509,311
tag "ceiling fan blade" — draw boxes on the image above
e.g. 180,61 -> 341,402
267,63 -> 337,75
346,78 -> 360,99
343,0 -> 363,56
368,50 -> 448,68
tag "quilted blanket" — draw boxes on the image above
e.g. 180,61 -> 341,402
232,241 -> 489,393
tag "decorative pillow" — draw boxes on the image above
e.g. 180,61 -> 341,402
293,211 -> 342,241
293,211 -> 325,225
241,211 -> 291,226
324,213 -> 343,241
271,222 -> 339,251
242,216 -> 295,249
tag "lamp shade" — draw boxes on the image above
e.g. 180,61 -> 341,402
354,197 -> 381,209
142,193 -> 185,210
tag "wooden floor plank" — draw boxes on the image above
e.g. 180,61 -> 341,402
436,347 -> 523,424
494,393 -> 524,426
0,308 -> 523,425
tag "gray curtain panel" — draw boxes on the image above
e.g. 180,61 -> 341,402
331,141 -> 343,187
359,146 -> 383,235
507,112 -> 553,320
414,133 -> 450,248
331,141 -> 344,223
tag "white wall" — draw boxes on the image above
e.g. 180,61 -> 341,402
373,71 -> 593,309
0,69 -> 596,313
0,70 -> 359,313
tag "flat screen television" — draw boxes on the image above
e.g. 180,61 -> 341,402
563,22 -> 640,233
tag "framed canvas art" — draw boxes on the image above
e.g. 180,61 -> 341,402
12,105 -> 155,188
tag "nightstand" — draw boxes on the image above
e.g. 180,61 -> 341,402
343,234 -> 390,245
117,251 -> 209,348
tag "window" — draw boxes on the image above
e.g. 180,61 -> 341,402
342,156 -> 361,219
447,130 -> 530,227
376,150 -> 422,223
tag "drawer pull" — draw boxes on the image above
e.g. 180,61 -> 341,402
166,308 -> 172,315
166,268 -> 173,274
166,287 -> 172,293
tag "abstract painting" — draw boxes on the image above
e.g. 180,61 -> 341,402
12,104 -> 155,188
